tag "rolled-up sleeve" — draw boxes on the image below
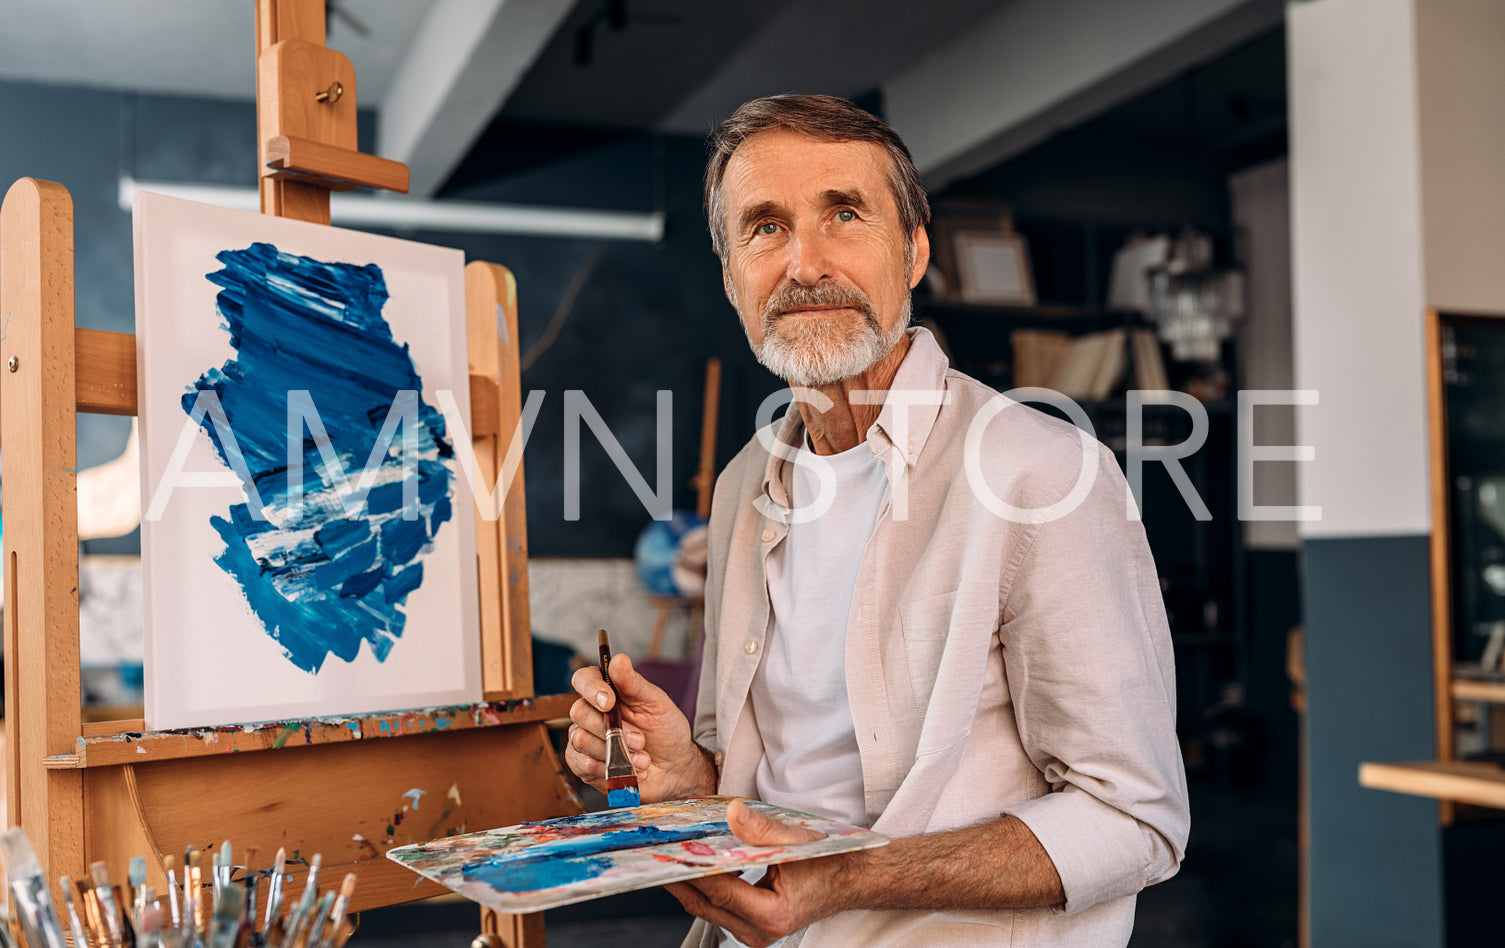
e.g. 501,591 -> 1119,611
998,442 -> 1190,915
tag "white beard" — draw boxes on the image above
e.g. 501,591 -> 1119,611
735,283 -> 911,387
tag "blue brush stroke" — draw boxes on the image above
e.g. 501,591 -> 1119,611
461,821 -> 732,892
187,242 -> 454,674
466,854 -> 618,892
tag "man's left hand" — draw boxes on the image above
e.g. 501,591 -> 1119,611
665,799 -> 855,947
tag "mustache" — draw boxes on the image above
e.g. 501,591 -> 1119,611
761,281 -> 878,326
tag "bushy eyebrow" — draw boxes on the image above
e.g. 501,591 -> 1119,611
820,188 -> 872,212
736,200 -> 783,236
735,188 -> 876,237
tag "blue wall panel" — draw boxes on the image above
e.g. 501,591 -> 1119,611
1303,534 -> 1442,948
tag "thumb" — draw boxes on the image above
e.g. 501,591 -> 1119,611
608,652 -> 670,707
726,799 -> 825,846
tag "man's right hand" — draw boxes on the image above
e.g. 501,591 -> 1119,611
566,652 -> 717,803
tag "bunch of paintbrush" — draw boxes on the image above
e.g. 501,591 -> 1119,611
0,830 -> 357,948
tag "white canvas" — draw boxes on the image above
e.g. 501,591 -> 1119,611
134,192 -> 481,730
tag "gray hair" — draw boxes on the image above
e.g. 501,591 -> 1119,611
704,94 -> 930,260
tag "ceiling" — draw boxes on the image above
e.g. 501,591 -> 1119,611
0,0 -> 1289,197
0,0 -> 430,105
495,0 -> 1005,132
0,0 -> 1000,122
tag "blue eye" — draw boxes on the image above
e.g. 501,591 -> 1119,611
757,221 -> 778,235
835,209 -> 856,222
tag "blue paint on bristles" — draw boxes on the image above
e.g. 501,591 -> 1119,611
606,786 -> 641,808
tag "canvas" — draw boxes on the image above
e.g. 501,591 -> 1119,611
134,192 -> 481,730
386,797 -> 889,914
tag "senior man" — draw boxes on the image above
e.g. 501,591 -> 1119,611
567,94 -> 1189,948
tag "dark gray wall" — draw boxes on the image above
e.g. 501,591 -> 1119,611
406,133 -> 781,556
2,81 -> 142,472
1302,534 -> 1443,947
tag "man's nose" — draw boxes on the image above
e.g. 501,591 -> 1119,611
785,228 -> 833,285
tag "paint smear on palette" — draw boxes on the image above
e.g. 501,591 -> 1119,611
387,797 -> 889,914
464,820 -> 731,891
188,242 -> 454,674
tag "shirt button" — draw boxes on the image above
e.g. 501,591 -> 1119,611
906,440 -> 916,455
745,640 -> 759,655
761,529 -> 775,542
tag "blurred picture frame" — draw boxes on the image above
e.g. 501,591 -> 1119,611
951,229 -> 1036,306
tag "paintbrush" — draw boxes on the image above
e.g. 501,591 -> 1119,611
279,855 -> 321,948
262,849 -> 287,935
0,829 -> 69,948
58,876 -> 93,948
186,847 -> 204,944
314,875 -> 356,948
81,884 -> 105,946
206,883 -> 243,948
300,892 -> 334,948
261,914 -> 287,948
164,854 -> 182,932
137,904 -> 163,948
114,882 -> 139,948
219,842 -> 233,894
278,905 -> 308,948
296,855 -> 320,911
130,857 -> 148,932
241,847 -> 258,938
90,861 -> 126,947
597,629 -> 642,807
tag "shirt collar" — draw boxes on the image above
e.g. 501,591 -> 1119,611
869,325 -> 950,469
755,326 -> 951,521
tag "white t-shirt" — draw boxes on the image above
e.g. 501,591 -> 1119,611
723,437 -> 888,948
750,436 -> 888,827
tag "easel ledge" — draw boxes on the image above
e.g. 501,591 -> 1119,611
46,695 -> 575,770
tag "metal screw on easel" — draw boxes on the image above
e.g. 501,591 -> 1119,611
315,81 -> 344,104
7,356 -> 18,372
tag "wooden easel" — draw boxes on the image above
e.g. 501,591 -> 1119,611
1,2 -> 581,944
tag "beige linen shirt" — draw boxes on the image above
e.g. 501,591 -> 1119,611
684,328 -> 1189,948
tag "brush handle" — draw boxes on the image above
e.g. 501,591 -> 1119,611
598,644 -> 624,731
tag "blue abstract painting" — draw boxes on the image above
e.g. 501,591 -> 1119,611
136,192 -> 479,729
187,242 -> 454,674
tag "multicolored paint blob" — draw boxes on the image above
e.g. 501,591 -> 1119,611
387,797 -> 888,913
187,242 -> 454,674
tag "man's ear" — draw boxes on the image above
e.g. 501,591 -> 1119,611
909,225 -> 932,289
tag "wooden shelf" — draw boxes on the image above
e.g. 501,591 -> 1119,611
1451,678 -> 1505,704
1359,759 -> 1505,809
265,135 -> 409,193
44,693 -> 575,770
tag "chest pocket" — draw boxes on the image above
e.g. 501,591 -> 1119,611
899,581 -> 999,722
